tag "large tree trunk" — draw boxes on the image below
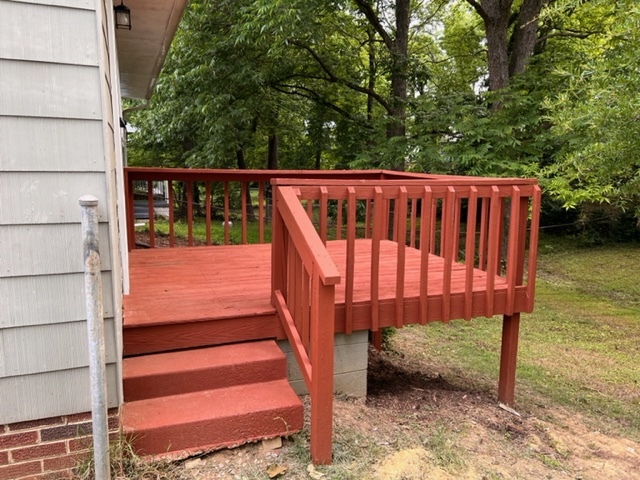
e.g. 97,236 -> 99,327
236,145 -> 256,221
386,0 -> 410,170
468,0 -> 546,94
267,133 -> 278,170
509,0 -> 546,77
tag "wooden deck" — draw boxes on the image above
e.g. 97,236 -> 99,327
124,240 -> 528,352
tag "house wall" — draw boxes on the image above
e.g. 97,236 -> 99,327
0,0 -> 123,432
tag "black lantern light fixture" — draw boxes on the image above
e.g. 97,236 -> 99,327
114,0 -> 131,30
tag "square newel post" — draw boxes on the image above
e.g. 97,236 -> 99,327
310,275 -> 335,465
271,186 -> 286,305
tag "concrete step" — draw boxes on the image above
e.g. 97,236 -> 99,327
122,379 -> 303,458
123,341 -> 287,402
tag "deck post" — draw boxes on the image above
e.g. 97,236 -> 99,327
271,187 -> 286,304
310,275 -> 335,465
498,313 -> 520,406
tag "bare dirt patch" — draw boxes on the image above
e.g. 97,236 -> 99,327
162,346 -> 639,480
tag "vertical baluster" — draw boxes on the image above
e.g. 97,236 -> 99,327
223,182 -> 230,245
371,187 -> 384,333
430,200 -> 437,254
302,265 -> 310,351
186,181 -> 193,246
205,182 -> 211,246
441,187 -> 456,322
505,186 -> 522,315
319,187 -> 328,245
395,187 -> 407,328
306,197 -> 313,220
345,187 -> 356,334
258,182 -> 265,244
288,239 -> 297,329
336,199 -> 343,240
526,186 -> 541,312
241,182 -> 248,244
419,187 -> 433,325
464,187 -> 478,320
294,248 -> 303,337
147,180 -> 155,248
485,186 -> 501,317
452,197 -> 462,261
168,180 -> 174,248
365,199 -> 371,239
410,198 -> 417,248
478,198 -> 489,269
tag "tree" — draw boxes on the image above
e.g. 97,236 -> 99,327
542,0 -> 640,220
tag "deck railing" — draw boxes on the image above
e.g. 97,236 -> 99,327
273,178 -> 541,329
271,186 -> 340,465
124,168 -> 388,250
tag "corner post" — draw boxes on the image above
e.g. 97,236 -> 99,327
310,273 -> 335,465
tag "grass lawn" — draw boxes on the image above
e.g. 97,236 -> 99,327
394,233 -> 640,439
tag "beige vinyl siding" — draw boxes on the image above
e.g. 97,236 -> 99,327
0,1 -> 98,65
2,320 -> 118,376
0,61 -> 101,119
0,172 -> 110,224
0,0 -> 122,424
0,365 -> 119,425
0,117 -> 105,172
0,224 -> 112,277
0,272 -> 114,328
11,0 -> 95,10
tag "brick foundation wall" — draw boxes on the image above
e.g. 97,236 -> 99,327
0,409 -> 120,480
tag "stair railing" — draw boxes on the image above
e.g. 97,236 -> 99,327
271,186 -> 341,465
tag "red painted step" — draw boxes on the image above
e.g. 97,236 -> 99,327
122,379 -> 303,458
123,341 -> 286,402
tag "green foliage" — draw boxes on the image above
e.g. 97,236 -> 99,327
542,1 -> 640,218
126,0 -> 640,232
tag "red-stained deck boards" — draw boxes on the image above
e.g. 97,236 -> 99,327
124,240 -> 524,355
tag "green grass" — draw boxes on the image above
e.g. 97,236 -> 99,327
395,234 -> 640,439
138,217 -> 271,245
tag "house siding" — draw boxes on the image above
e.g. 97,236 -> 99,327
0,0 -> 122,424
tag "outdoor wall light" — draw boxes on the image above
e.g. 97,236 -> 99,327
114,0 -> 132,30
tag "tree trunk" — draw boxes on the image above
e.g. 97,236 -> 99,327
386,0 -> 410,170
468,0 -> 546,95
236,146 -> 256,221
509,0 -> 546,77
367,28 -> 376,124
267,133 -> 278,170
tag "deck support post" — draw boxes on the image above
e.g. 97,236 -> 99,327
498,313 -> 520,406
309,277 -> 335,465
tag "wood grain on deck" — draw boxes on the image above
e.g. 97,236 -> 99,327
124,240 -> 513,329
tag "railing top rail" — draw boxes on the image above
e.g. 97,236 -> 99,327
272,177 -> 538,187
124,167 -> 535,186
125,167 -> 388,182
276,186 -> 341,286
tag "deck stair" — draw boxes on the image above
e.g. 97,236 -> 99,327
121,341 -> 304,458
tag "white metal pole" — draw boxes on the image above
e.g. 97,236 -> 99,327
79,195 -> 110,480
